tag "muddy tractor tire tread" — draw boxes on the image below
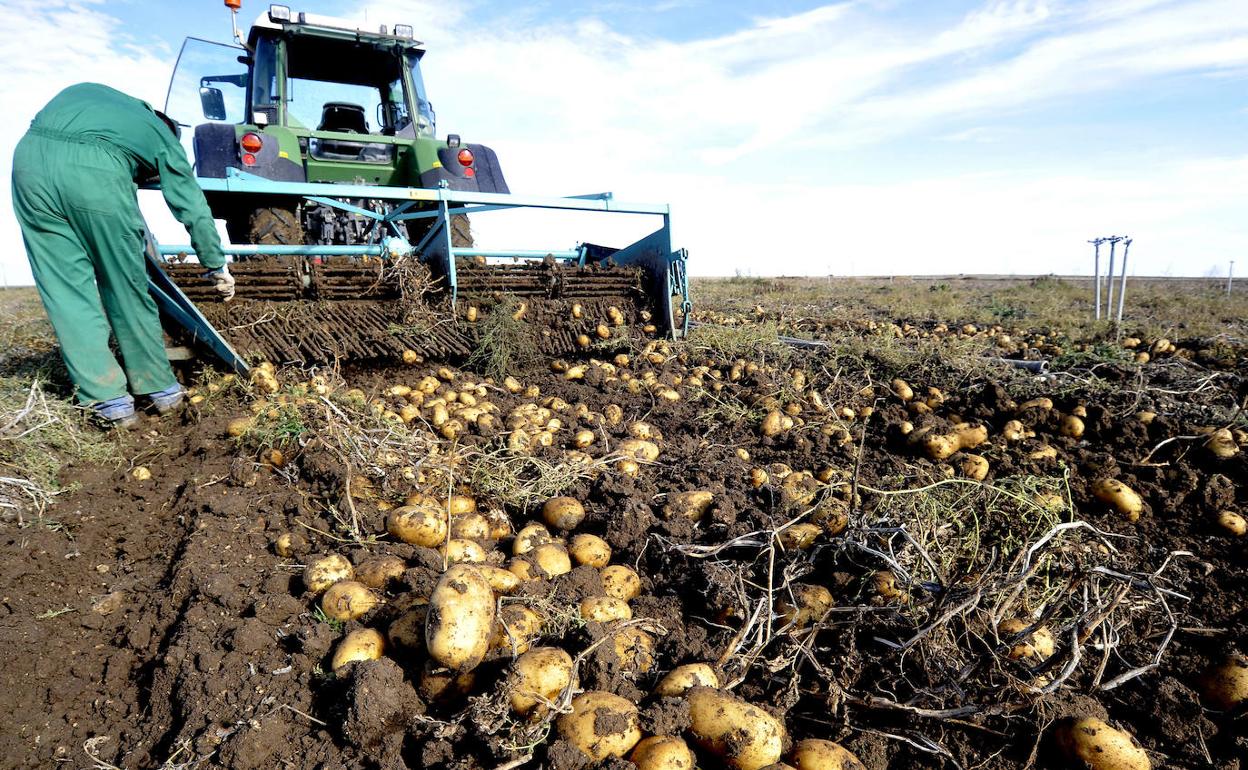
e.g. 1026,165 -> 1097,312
249,207 -> 303,245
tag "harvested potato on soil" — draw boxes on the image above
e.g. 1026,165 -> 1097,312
1092,478 -> 1144,522
997,618 -> 1055,660
513,522 -> 553,555
1205,428 -> 1240,459
426,565 -> 496,671
1216,510 -> 1247,536
630,736 -> 696,770
778,584 -> 833,628
581,595 -> 633,622
531,543 -> 573,577
273,531 -> 307,558
331,628 -> 384,672
601,565 -> 642,600
664,490 -> 714,521
557,691 -> 642,761
654,663 -> 720,697
507,646 -> 574,715
387,504 -> 449,547
614,627 -> 656,672
491,605 -> 544,656
1197,654 -> 1248,710
542,496 -> 586,530
303,553 -> 353,593
354,555 -> 406,589
569,533 -> 612,567
321,580 -> 381,622
1054,717 -> 1150,770
687,686 -> 785,770
788,739 -> 866,770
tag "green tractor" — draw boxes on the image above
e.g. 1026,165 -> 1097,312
178,3 -> 502,247
152,2 -> 688,368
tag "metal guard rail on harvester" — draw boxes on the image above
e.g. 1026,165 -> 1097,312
146,168 -> 690,373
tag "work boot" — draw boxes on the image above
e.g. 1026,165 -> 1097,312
93,394 -> 139,429
146,383 -> 185,415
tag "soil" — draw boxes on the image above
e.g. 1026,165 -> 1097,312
1,319 -> 1246,769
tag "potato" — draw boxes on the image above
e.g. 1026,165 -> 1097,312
602,565 -> 642,601
451,512 -> 492,540
1060,414 -> 1085,439
304,553 -> 354,593
226,416 -> 253,438
778,584 -> 833,629
1206,428 -> 1240,459
557,691 -> 643,761
890,379 -> 914,401
531,543 -> 573,577
630,736 -> 696,770
513,522 -> 553,555
997,618 -> 1055,660
480,565 -> 521,593
1198,654 -> 1248,710
354,555 -> 406,589
1092,478 -> 1144,522
508,646 -> 574,715
418,660 -> 477,704
662,490 -> 716,521
1018,397 -> 1053,412
541,496 -> 586,530
426,565 -> 496,671
388,504 -> 448,547
274,531 -> 308,558
491,604 -> 545,656
581,596 -> 633,623
811,501 -> 849,536
1054,717 -> 1150,770
873,570 -> 906,601
687,687 -> 785,770
655,663 -> 720,697
484,509 -> 514,540
615,627 -> 656,672
1001,420 -> 1030,442
569,534 -> 612,567
789,739 -> 866,770
1216,510 -> 1247,537
761,410 -> 785,437
619,438 -> 660,462
331,628 -> 385,672
778,523 -> 821,550
388,607 -> 427,650
321,580 -> 381,622
959,454 -> 989,481
444,538 -> 486,564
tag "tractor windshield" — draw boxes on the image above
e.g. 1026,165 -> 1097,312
281,34 -> 434,138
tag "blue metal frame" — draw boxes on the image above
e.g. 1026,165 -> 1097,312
150,170 -> 690,367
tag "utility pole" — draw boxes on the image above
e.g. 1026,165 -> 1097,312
1229,261 -> 1235,296
1116,238 -> 1131,328
1089,238 -> 1103,319
1105,236 -> 1121,320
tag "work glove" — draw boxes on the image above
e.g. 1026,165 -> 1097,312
205,265 -> 236,302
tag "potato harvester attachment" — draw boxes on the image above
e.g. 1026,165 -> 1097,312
146,171 -> 690,374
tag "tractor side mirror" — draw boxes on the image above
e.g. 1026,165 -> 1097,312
200,87 -> 227,121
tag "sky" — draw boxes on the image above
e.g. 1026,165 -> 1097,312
0,0 -> 1245,285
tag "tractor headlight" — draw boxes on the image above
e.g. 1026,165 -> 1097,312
394,24 -> 414,38
268,4 -> 291,22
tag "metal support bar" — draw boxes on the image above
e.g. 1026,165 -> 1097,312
305,196 -> 386,221
1105,236 -> 1118,319
1089,238 -> 1102,320
1116,238 -> 1130,327
161,244 -> 383,256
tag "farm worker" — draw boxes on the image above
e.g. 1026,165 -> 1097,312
11,83 -> 235,427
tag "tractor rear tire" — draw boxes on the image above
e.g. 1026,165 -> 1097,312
407,214 -> 474,249
451,215 -> 473,248
249,206 -> 303,245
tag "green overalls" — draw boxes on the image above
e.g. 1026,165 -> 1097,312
10,83 -> 226,404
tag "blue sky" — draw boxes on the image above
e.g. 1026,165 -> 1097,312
0,0 -> 1245,284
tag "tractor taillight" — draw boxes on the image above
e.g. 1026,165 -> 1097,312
457,148 -> 474,167
241,152 -> 258,166
240,132 -> 263,153
225,0 -> 241,9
